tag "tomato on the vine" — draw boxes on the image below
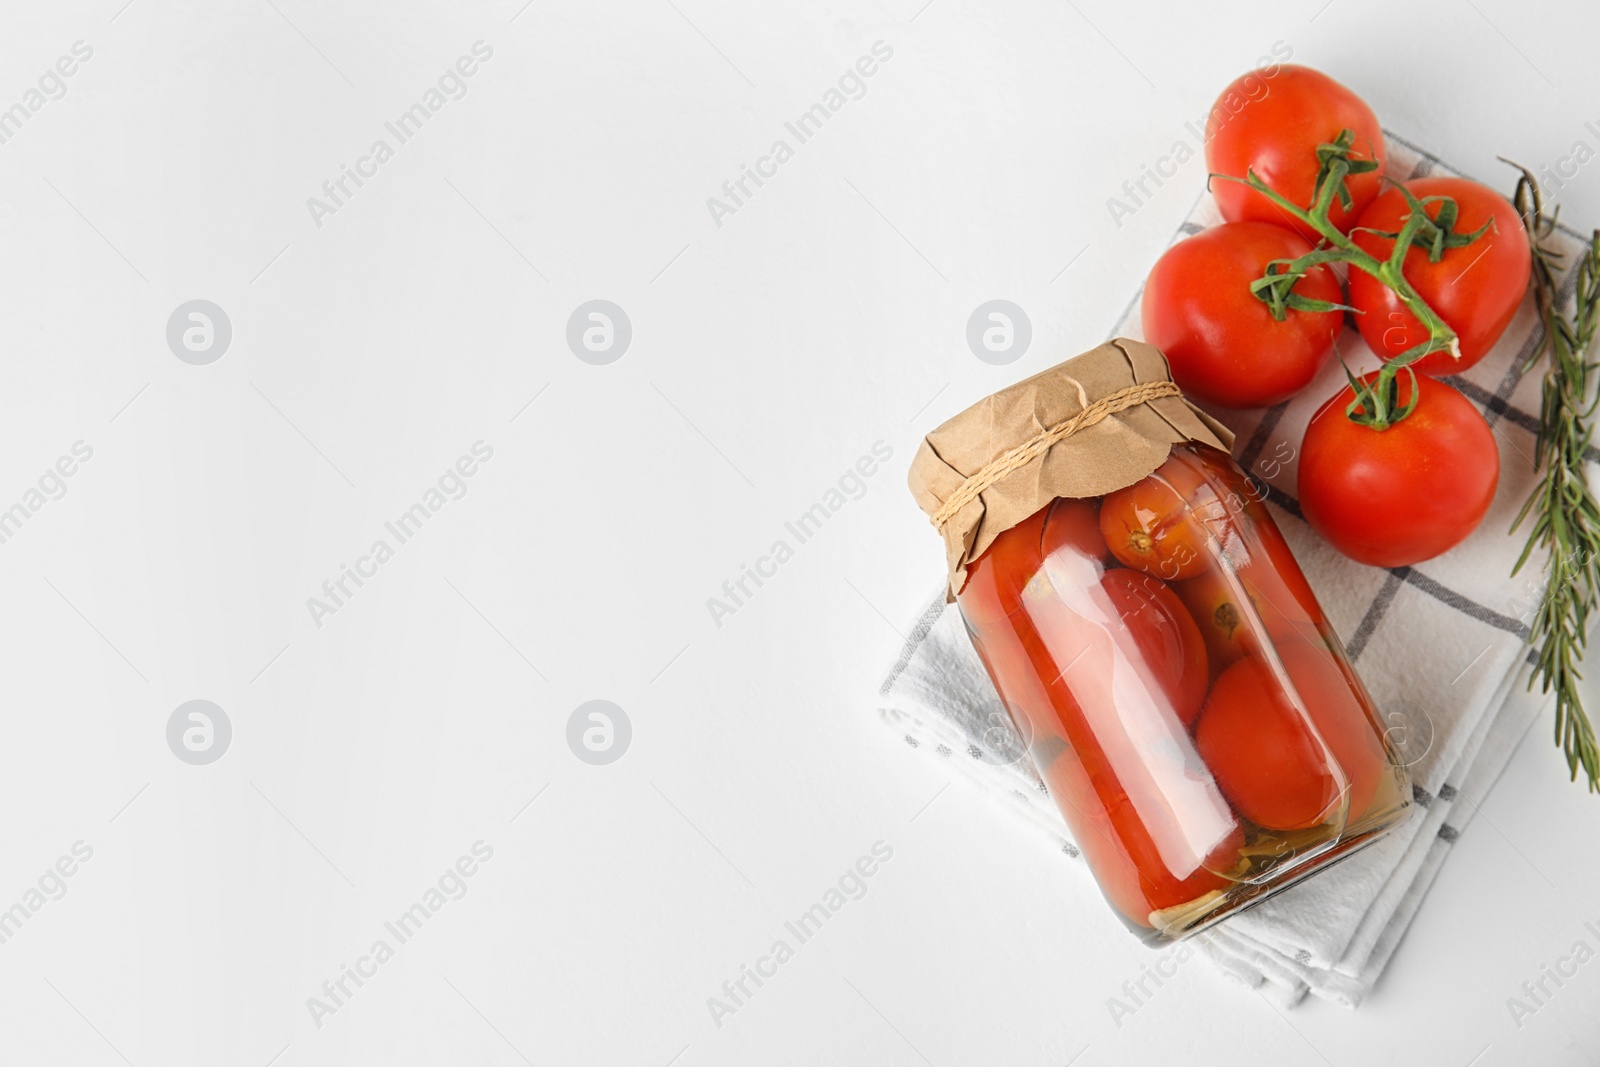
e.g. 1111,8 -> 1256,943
1297,372 -> 1499,567
1206,65 -> 1385,241
1349,177 -> 1532,376
1142,222 -> 1343,409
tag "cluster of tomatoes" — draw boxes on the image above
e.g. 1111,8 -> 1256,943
959,443 -> 1389,926
1142,65 -> 1527,568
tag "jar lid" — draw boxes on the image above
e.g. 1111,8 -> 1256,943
908,338 -> 1233,597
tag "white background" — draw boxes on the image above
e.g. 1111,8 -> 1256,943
2,1 -> 1599,1064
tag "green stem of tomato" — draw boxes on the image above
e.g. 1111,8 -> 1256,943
1213,158 -> 1463,428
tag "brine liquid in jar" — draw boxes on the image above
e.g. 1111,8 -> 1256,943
956,441 -> 1411,943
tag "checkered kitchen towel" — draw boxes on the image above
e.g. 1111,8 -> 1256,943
879,131 -> 1595,1007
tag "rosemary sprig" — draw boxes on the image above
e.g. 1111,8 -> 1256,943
1506,161 -> 1600,792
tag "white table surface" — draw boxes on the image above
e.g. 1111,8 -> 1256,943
3,1 -> 1599,1064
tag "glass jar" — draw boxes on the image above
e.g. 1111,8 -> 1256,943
956,440 -> 1411,943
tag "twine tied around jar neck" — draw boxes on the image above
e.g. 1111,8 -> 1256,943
928,379 -> 1183,531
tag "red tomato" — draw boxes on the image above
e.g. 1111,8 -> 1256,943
1172,443 -> 1323,629
1349,177 -> 1532,376
958,506 -> 1049,626
1022,576 -> 1238,922
1099,569 -> 1210,727
1241,505 -> 1322,624
1175,566 -> 1303,675
961,499 -> 1110,626
1041,497 -> 1110,565
1206,65 -> 1385,241
961,494 -> 1243,928
1298,373 -> 1499,567
1099,473 -> 1212,581
1163,448 -> 1324,672
1175,567 -> 1253,671
1142,222 -> 1343,408
1195,644 -> 1388,831
1043,739 -> 1243,926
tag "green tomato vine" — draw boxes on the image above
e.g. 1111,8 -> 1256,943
1209,129 -> 1492,430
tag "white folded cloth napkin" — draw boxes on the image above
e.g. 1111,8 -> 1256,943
879,132 -> 1593,1007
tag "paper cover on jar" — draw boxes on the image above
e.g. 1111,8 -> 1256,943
907,338 -> 1234,597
